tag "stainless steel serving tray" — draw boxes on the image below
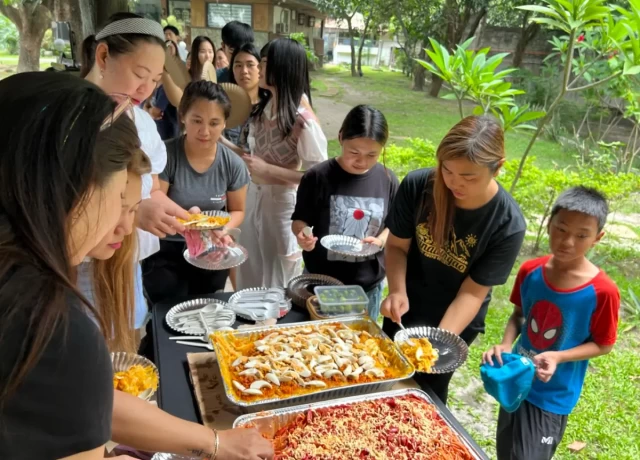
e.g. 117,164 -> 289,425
210,317 -> 415,411
233,388 -> 486,460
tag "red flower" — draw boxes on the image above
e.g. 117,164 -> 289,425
577,34 -> 585,42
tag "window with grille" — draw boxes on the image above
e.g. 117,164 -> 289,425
207,3 -> 252,28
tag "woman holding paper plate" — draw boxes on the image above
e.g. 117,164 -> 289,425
381,115 -> 526,405
143,80 -> 251,303
292,105 -> 399,323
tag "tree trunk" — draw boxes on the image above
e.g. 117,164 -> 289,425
463,8 -> 487,42
429,75 -> 444,97
97,0 -> 129,26
357,9 -> 373,77
0,2 -> 52,73
512,17 -> 540,69
346,17 -> 357,77
413,47 -> 426,91
53,0 -> 94,61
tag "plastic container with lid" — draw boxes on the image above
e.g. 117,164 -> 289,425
313,285 -> 368,316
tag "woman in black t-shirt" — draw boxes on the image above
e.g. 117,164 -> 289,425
292,105 -> 399,322
0,73 -> 138,459
382,116 -> 526,404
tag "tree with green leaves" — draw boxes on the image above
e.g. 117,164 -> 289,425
317,0 -> 362,77
0,1 -> 54,72
356,0 -> 386,75
509,0 -> 640,192
0,0 -> 95,72
419,36 -> 546,130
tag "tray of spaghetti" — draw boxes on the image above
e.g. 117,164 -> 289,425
210,317 -> 414,410
233,388 -> 485,459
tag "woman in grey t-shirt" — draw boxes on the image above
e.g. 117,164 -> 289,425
143,81 -> 250,302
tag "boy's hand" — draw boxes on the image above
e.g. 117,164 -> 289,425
533,351 -> 559,383
482,344 -> 512,367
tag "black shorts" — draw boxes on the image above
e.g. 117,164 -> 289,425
497,400 -> 568,460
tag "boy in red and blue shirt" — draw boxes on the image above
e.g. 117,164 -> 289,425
483,186 -> 620,460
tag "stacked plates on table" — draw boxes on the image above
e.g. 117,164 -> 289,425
165,298 -> 236,335
286,274 -> 343,308
320,235 -> 382,261
228,287 -> 292,321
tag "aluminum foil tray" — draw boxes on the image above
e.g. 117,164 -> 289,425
394,326 -> 469,374
210,317 -> 414,411
111,352 -> 159,401
233,388 -> 486,460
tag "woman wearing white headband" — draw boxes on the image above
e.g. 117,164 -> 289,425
81,13 -> 274,460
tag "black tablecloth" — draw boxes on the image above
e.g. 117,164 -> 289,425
151,294 -> 488,459
151,293 -> 310,422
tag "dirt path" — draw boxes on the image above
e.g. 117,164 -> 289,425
312,95 -> 354,140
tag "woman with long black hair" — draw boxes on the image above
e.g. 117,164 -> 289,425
235,38 -> 328,290
0,71 -> 134,459
189,35 -> 216,81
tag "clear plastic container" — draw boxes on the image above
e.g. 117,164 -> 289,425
314,285 -> 368,315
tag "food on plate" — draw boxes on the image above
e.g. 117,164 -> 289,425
113,364 -> 158,397
270,394 -> 474,459
184,228 -> 218,258
399,337 -> 439,373
180,213 -> 231,258
177,213 -> 230,228
212,323 -> 409,402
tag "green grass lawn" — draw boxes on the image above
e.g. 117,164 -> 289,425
310,65 -> 640,459
313,65 -> 570,168
0,53 -> 57,76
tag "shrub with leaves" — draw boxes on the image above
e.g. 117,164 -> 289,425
384,138 -> 437,179
289,32 -> 318,65
417,37 -> 545,132
501,156 -> 640,252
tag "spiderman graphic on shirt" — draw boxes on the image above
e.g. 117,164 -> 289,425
511,256 -> 619,415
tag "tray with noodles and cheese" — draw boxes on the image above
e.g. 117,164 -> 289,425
210,317 -> 415,410
233,388 -> 486,459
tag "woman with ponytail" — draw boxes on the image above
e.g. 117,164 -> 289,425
381,115 -> 526,405
81,12 -> 190,336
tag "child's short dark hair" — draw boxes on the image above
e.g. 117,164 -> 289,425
550,186 -> 609,232
221,21 -> 254,49
163,25 -> 180,37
